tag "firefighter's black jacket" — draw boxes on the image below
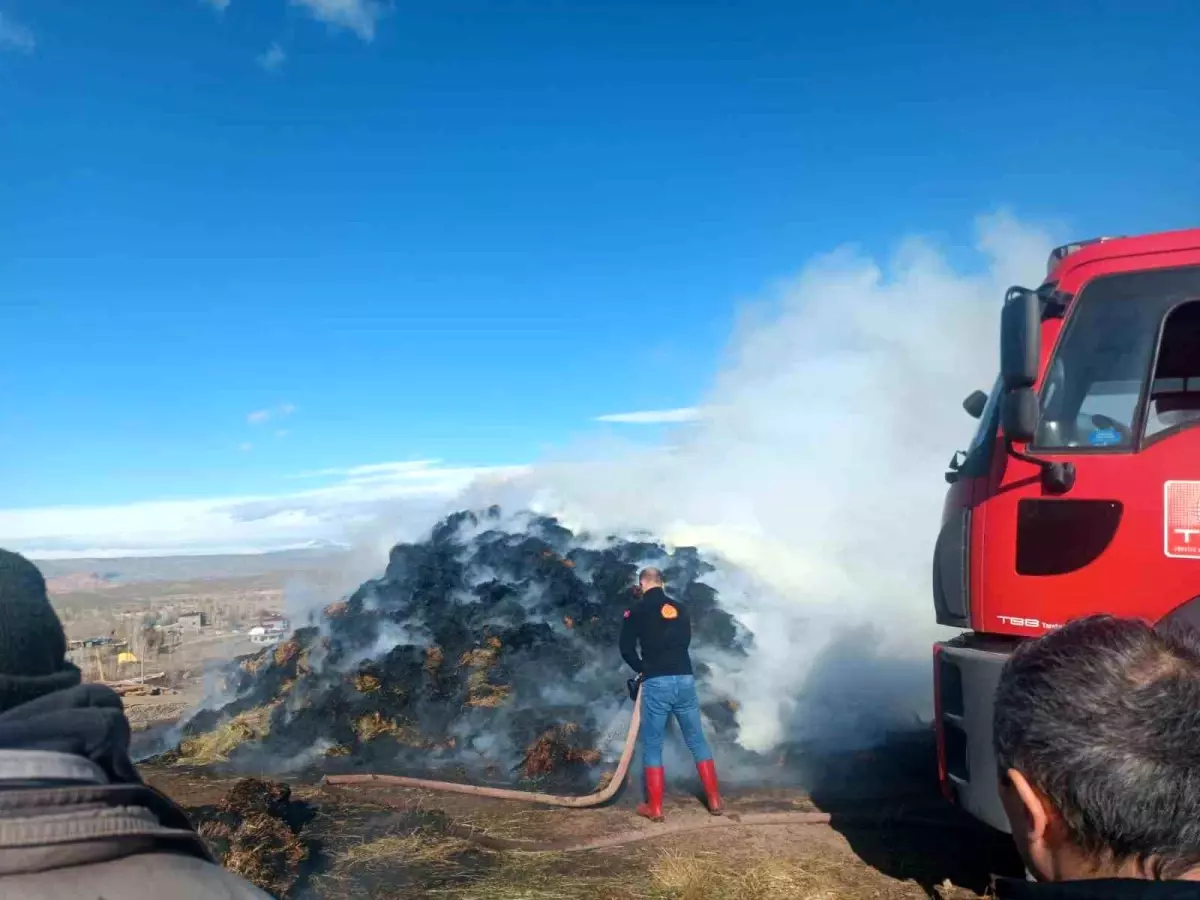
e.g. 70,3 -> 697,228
619,587 -> 694,679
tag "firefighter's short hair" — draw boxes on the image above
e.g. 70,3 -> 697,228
638,567 -> 664,588
994,614 -> 1200,878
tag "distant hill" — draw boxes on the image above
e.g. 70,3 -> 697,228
44,572 -> 121,594
34,546 -> 348,585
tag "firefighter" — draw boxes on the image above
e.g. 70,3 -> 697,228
619,566 -> 722,821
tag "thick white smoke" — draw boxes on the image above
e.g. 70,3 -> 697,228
473,211 -> 1058,752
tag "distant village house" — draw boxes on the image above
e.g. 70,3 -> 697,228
248,614 -> 290,646
177,612 -> 208,630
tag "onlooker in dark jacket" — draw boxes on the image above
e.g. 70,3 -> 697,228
991,614 -> 1200,898
620,567 -> 722,821
0,548 -> 270,899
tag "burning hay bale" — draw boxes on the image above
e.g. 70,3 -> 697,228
240,654 -> 268,676
424,645 -> 445,673
274,638 -> 301,668
177,705 -> 275,766
167,508 -> 745,788
193,778 -> 309,898
354,711 -> 401,743
521,723 -> 603,779
353,672 -> 382,693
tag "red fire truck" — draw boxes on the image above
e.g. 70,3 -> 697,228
932,228 -> 1200,830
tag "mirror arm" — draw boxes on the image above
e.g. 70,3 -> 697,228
944,450 -> 967,484
1005,440 -> 1076,494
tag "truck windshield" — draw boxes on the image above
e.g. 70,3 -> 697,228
1034,265 -> 1200,451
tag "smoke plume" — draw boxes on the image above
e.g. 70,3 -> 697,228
486,211 -> 1057,751
169,212 -> 1059,776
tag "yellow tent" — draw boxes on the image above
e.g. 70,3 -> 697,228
117,651 -> 138,665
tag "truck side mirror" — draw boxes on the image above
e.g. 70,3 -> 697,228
1000,287 -> 1041,391
962,390 -> 988,420
1002,387 -> 1038,444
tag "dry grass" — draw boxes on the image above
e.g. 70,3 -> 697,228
647,847 -> 916,900
431,850 -> 643,900
651,850 -> 812,900
176,705 -> 274,765
340,831 -> 473,871
421,845 -> 914,900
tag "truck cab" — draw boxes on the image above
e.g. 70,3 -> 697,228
932,228 -> 1200,830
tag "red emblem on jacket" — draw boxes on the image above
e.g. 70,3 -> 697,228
623,609 -> 631,619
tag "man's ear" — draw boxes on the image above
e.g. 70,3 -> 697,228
1008,768 -> 1052,842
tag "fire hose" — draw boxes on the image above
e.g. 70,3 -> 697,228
322,690 -> 826,826
317,691 -> 1003,853
322,690 -> 649,808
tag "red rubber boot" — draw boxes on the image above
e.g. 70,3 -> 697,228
636,766 -> 665,822
697,759 -> 724,815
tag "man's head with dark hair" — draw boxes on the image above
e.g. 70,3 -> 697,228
993,614 -> 1200,883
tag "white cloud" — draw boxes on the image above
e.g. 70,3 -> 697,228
0,12 -> 35,53
3,460 -> 527,559
290,0 -> 385,41
247,403 -> 296,425
594,407 -> 704,424
257,42 -> 286,72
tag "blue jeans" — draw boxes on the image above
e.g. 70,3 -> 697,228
639,674 -> 713,769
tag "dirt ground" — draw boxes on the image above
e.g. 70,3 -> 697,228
141,729 -> 1024,900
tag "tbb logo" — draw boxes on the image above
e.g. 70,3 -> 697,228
1165,481 -> 1200,559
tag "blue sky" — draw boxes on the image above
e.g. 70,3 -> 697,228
2,0 -> 1199,554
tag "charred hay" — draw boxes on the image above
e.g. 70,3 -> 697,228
168,508 -> 746,788
192,778 -> 310,898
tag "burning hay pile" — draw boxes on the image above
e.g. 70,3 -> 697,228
168,509 -> 746,789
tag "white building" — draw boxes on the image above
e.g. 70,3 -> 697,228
248,625 -> 282,646
248,616 -> 290,646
